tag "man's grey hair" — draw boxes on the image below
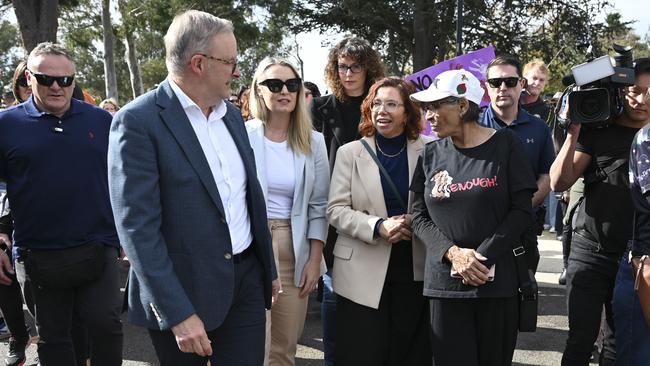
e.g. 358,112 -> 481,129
164,10 -> 234,77
27,42 -> 75,67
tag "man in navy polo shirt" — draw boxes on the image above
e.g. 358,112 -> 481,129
0,42 -> 122,365
481,54 -> 555,272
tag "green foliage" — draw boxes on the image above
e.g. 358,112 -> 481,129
290,0 -> 650,95
0,20 -> 23,94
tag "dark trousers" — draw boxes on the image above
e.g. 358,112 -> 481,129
148,253 -> 266,366
429,296 -> 519,366
335,281 -> 431,366
562,233 -> 620,365
15,246 -> 123,366
0,248 -> 29,340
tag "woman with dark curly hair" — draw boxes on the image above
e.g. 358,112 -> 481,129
310,36 -> 384,366
327,77 -> 432,365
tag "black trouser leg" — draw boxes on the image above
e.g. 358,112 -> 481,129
430,296 -> 519,366
0,249 -> 29,340
15,246 -> 123,366
336,281 -> 431,366
562,234 -> 620,365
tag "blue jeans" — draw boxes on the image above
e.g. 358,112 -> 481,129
612,248 -> 650,365
321,271 -> 336,366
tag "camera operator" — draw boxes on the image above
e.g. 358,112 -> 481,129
550,57 -> 650,365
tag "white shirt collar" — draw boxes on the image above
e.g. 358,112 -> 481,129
167,77 -> 227,121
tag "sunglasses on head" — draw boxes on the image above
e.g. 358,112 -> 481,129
258,78 -> 302,93
487,77 -> 521,88
28,70 -> 75,87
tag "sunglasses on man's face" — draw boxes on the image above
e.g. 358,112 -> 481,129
28,70 -> 75,88
258,78 -> 302,93
487,77 -> 521,88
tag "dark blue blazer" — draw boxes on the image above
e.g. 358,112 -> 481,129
107,79 -> 277,331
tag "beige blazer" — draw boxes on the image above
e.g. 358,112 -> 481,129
327,134 -> 432,309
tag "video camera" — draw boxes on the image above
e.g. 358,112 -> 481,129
556,44 -> 635,129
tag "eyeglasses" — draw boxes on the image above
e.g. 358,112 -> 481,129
28,70 -> 75,87
197,53 -> 238,73
371,100 -> 403,113
337,63 -> 363,74
421,98 -> 459,112
487,77 -> 521,88
258,78 -> 302,93
16,77 -> 28,88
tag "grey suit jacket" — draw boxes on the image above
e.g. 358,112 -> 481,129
108,80 -> 277,331
245,119 -> 328,287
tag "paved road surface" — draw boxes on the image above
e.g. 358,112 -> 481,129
1,232 -> 599,365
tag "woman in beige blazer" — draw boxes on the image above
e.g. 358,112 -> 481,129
327,77 -> 432,365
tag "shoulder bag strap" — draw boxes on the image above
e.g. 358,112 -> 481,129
359,139 -> 408,212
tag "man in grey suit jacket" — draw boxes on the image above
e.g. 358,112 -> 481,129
108,10 -> 279,366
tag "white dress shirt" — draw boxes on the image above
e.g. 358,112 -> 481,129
169,79 -> 252,254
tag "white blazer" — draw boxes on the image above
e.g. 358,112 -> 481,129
246,119 -> 329,286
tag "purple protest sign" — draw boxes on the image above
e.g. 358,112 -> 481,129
407,45 -> 495,108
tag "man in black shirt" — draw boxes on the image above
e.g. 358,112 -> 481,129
521,59 -> 552,123
310,36 -> 384,366
550,58 -> 650,365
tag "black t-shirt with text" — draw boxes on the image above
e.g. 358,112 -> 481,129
410,128 -> 536,298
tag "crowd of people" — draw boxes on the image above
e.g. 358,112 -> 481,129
0,8 -> 649,366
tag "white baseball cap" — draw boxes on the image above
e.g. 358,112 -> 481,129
410,69 -> 484,106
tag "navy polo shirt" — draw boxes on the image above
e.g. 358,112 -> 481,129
0,97 -> 119,252
480,106 -> 555,178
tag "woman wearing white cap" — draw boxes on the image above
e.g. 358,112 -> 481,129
409,69 -> 538,365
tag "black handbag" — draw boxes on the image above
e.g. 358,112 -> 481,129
24,242 -> 106,289
513,245 -> 538,332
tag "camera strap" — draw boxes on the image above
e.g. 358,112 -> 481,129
583,157 -> 628,185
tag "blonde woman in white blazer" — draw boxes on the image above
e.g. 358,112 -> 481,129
245,57 -> 329,366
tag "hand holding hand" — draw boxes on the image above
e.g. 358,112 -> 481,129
446,246 -> 490,286
171,314 -> 212,357
379,216 -> 412,244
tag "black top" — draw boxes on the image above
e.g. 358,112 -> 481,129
521,97 -> 551,123
312,94 -> 365,173
410,128 -> 536,298
375,132 -> 412,282
628,125 -> 650,256
312,93 -> 365,269
574,123 -> 639,253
